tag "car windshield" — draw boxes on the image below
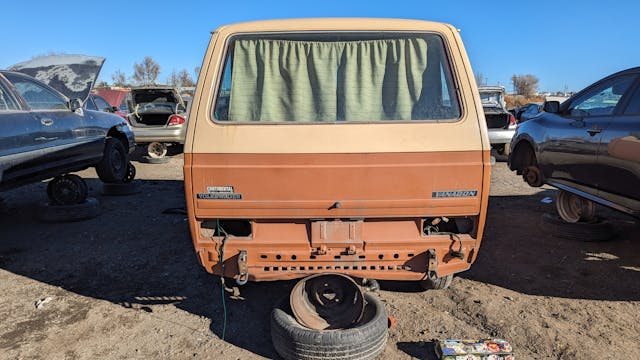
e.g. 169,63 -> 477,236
213,32 -> 461,122
480,92 -> 503,108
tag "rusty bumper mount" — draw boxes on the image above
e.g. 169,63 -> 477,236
236,250 -> 249,285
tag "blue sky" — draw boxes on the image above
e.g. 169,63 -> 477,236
2,0 -> 638,93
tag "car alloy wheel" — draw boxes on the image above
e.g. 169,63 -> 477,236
147,142 -> 168,158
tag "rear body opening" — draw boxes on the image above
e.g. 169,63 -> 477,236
184,19 -> 491,283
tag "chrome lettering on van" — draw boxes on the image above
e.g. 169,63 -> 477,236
198,185 -> 241,199
432,190 -> 478,198
207,186 -> 234,193
197,193 -> 242,200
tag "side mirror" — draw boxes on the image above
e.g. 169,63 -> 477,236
69,98 -> 83,112
543,101 -> 560,113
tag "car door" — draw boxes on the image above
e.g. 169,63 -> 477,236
540,74 -> 637,191
0,75 -> 44,184
596,78 -> 640,211
3,72 -> 86,165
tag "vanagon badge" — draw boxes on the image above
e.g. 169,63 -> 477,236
432,190 -> 478,198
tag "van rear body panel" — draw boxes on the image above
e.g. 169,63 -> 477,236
191,151 -> 483,218
184,18 -> 491,282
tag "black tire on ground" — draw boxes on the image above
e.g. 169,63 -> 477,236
419,274 -> 453,290
96,137 -> 129,183
540,213 -> 614,242
102,182 -> 141,196
46,174 -> 88,205
36,197 -> 101,223
141,156 -> 170,164
271,293 -> 388,360
124,163 -> 136,183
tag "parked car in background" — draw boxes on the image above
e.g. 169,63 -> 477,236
85,93 -> 114,113
509,67 -> 640,222
0,55 -> 135,203
514,102 -> 542,122
479,86 -> 517,155
125,86 -> 187,158
92,88 -> 130,120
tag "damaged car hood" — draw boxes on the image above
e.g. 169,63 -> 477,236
9,54 -> 105,102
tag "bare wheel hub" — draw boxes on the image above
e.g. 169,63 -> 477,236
290,273 -> 365,330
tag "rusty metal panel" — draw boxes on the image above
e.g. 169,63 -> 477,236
310,220 -> 363,248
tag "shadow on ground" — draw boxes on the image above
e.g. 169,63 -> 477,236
1,179 -> 639,358
0,178 -> 286,358
462,194 -> 640,301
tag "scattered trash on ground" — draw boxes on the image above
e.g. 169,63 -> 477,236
34,297 -> 54,309
435,338 -> 514,359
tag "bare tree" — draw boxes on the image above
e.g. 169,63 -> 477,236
178,69 -> 195,87
167,69 -> 180,87
475,72 -> 486,86
111,70 -> 128,87
133,56 -> 161,85
194,66 -> 201,81
511,74 -> 539,97
167,68 -> 195,88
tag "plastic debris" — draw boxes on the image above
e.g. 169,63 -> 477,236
35,297 -> 53,309
435,339 -> 514,359
540,197 -> 553,204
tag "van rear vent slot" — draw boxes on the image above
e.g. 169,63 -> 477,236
201,219 -> 252,237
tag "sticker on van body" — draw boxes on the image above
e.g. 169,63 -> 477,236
432,190 -> 478,198
197,186 -> 242,200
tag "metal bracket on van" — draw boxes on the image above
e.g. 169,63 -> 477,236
427,249 -> 439,280
236,250 -> 249,285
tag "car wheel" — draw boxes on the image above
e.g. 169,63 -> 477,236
36,197 -> 101,223
141,156 -> 170,164
96,137 -> 129,183
271,293 -> 388,360
46,174 -> 88,205
124,163 -> 136,183
147,142 -> 168,158
541,213 -> 613,242
522,165 -> 543,187
556,190 -> 596,223
419,274 -> 453,290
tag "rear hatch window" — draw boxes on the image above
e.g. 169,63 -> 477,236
213,32 -> 461,123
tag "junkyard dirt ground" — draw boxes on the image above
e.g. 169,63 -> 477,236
1,152 -> 639,359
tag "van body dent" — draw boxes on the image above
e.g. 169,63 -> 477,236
184,19 -> 491,284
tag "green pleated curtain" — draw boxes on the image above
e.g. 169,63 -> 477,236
227,38 -> 432,122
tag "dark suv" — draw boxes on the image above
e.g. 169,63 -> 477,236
509,67 -> 640,222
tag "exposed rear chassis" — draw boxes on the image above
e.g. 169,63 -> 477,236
193,218 -> 479,282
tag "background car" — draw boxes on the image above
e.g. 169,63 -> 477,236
0,55 -> 135,204
125,86 -> 187,158
85,93 -> 115,113
509,67 -> 640,222
479,85 -> 518,155
515,102 -> 542,122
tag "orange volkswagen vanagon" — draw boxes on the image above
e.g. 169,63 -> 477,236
184,18 -> 491,292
